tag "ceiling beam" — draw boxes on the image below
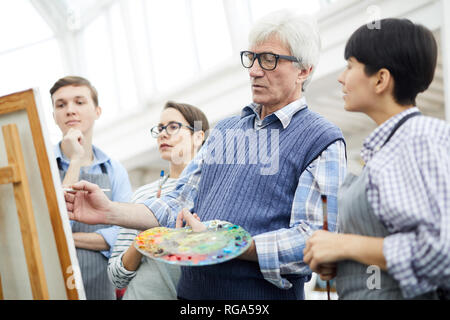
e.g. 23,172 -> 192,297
29,0 -> 68,36
75,0 -> 116,30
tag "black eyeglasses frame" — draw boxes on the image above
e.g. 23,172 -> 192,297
240,50 -> 300,71
150,121 -> 194,138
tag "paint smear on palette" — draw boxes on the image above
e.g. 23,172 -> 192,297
134,220 -> 252,266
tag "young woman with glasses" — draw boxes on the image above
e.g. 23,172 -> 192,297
107,101 -> 209,299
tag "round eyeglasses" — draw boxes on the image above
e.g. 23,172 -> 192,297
240,51 -> 300,71
150,121 -> 194,138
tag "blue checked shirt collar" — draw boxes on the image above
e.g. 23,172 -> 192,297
361,107 -> 420,164
241,97 -> 308,130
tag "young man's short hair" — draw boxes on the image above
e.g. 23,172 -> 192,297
344,18 -> 437,106
50,76 -> 99,106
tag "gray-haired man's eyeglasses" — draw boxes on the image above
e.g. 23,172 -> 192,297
240,51 -> 300,71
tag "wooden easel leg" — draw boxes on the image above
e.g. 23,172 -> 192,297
0,273 -> 4,300
2,124 -> 49,300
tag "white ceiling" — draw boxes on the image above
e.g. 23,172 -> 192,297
30,0 -> 115,33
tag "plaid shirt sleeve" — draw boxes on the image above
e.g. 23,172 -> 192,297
253,140 -> 347,289
368,130 -> 450,298
142,146 -> 206,228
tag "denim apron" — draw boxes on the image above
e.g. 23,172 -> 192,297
58,158 -> 115,300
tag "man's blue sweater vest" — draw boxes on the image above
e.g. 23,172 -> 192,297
177,107 -> 345,300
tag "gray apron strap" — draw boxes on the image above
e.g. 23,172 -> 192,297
381,112 -> 421,148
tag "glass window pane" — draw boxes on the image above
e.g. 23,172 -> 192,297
146,0 -> 197,91
123,0 -> 155,99
191,0 -> 233,71
0,0 -> 53,53
249,0 -> 321,22
82,14 -> 118,125
0,39 -> 65,144
109,4 -> 138,112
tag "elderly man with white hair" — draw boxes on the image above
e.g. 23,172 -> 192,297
65,9 -> 347,300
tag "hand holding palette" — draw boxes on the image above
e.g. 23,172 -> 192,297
134,220 -> 252,266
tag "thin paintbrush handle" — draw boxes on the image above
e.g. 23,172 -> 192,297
63,188 -> 110,193
321,195 -> 331,300
157,170 -> 164,198
326,279 -> 331,300
321,195 -> 328,231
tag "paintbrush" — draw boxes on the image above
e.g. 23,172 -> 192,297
321,195 -> 331,300
156,170 -> 164,198
63,188 -> 111,193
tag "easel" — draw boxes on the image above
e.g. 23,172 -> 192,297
0,274 -> 3,300
0,123 -> 49,299
0,89 -> 82,300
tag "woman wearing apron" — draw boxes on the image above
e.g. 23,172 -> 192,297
51,76 -> 132,299
108,101 -> 209,299
303,19 -> 450,299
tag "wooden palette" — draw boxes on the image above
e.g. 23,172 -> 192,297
134,220 -> 252,266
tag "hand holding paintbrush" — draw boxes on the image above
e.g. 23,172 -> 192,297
303,196 -> 338,299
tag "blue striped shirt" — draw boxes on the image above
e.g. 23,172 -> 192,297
143,98 -> 347,289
